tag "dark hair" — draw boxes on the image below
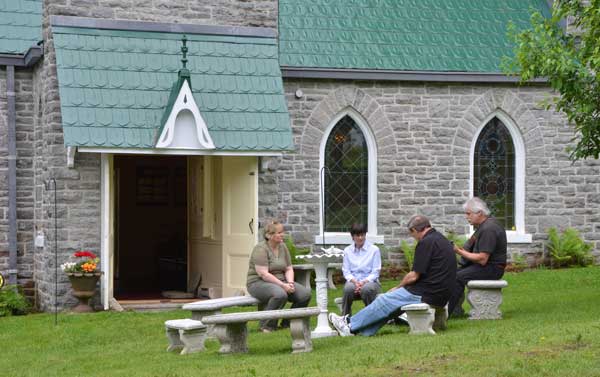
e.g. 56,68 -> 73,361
406,215 -> 431,232
349,223 -> 367,236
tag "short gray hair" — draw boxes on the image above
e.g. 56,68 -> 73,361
406,215 -> 431,232
463,197 -> 491,216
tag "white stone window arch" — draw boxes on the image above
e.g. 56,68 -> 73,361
315,108 -> 383,245
470,110 -> 531,243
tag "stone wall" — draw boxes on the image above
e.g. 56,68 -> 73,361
47,0 -> 277,27
0,67 -> 36,296
259,80 -> 600,265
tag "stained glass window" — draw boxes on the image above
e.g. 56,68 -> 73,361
474,118 -> 515,229
324,116 -> 368,232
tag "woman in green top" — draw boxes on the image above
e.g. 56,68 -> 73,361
247,221 -> 311,332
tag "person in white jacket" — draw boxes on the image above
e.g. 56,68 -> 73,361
340,223 -> 382,318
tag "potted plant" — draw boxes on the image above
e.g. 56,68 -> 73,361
60,251 -> 102,312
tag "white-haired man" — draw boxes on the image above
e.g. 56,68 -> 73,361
448,197 -> 507,317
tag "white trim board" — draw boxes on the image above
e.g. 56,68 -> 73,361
78,147 -> 285,157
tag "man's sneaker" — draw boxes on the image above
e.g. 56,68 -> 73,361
398,312 -> 409,324
328,313 -> 353,337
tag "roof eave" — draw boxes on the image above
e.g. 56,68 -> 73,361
0,45 -> 43,67
281,67 -> 548,84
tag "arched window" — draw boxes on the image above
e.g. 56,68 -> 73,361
324,115 -> 368,232
474,117 -> 515,229
316,111 -> 382,244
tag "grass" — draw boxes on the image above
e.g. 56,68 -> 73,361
1,267 -> 600,377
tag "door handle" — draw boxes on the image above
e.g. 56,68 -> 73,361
248,218 -> 254,234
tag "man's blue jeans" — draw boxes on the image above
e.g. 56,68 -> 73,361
349,287 -> 422,336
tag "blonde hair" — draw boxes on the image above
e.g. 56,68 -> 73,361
264,220 -> 283,240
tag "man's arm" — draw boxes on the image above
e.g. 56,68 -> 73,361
454,245 -> 490,266
388,271 -> 421,292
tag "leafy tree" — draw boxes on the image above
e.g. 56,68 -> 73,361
504,0 -> 600,160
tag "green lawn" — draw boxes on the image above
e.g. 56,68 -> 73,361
2,267 -> 600,377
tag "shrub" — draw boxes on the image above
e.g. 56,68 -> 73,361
506,252 -> 528,272
400,240 -> 416,270
0,285 -> 30,317
546,227 -> 593,268
284,236 -> 310,265
445,231 -> 468,248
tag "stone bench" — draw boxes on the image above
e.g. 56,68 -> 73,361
466,280 -> 508,319
401,303 -> 448,335
202,307 -> 321,354
165,319 -> 207,355
182,296 -> 261,336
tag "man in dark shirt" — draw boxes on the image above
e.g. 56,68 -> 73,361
448,197 -> 507,317
329,215 -> 456,336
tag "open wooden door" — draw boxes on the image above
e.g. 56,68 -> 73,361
221,156 -> 258,297
188,156 -> 223,296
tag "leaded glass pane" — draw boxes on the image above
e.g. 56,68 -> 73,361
474,118 -> 515,229
324,116 -> 368,232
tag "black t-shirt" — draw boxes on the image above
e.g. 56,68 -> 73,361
464,217 -> 507,267
405,228 -> 457,307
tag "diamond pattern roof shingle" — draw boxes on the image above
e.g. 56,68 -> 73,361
279,0 -> 551,72
0,0 -> 42,54
53,26 -> 293,151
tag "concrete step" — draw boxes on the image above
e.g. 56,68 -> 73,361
117,298 -> 198,312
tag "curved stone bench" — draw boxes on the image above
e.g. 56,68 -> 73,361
182,296 -> 261,336
466,280 -> 508,320
165,319 -> 207,355
401,303 -> 448,335
202,307 -> 320,354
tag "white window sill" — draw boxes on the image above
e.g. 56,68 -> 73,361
314,233 -> 384,245
506,231 -> 532,244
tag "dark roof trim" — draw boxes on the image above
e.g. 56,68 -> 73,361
281,67 -> 548,84
50,15 -> 277,38
0,46 -> 43,67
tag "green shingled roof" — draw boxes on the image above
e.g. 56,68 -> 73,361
0,0 -> 42,54
279,0 -> 551,72
52,25 -> 293,151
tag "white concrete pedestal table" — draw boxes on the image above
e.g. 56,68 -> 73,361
296,247 -> 343,338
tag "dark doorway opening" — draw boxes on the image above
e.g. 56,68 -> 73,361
114,155 -> 187,300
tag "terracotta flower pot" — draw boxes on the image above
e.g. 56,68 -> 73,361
66,273 -> 102,313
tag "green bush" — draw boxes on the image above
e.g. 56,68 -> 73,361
546,227 -> 594,268
400,240 -> 416,269
445,231 -> 468,248
284,236 -> 310,265
0,285 -> 30,317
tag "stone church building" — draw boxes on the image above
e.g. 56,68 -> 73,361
1,0 -> 598,311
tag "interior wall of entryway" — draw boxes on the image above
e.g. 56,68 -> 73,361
113,155 -> 187,298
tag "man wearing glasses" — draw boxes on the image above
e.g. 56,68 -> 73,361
340,223 -> 382,318
448,197 -> 507,317
329,215 -> 456,336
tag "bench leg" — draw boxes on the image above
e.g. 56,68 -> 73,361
432,305 -> 448,331
212,323 -> 248,354
179,328 -> 207,355
290,318 -> 313,353
467,289 -> 503,319
166,327 -> 183,352
191,310 -> 220,338
406,308 -> 436,335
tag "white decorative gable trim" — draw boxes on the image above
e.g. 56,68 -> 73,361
156,80 -> 215,150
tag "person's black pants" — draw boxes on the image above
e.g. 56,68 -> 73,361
448,263 -> 504,316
